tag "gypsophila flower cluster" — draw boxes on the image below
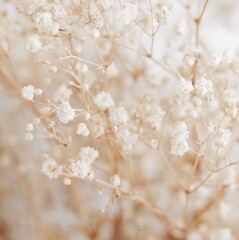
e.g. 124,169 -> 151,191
3,0 -> 239,239
170,121 -> 189,156
94,91 -> 114,110
56,101 -> 75,124
42,158 -> 63,179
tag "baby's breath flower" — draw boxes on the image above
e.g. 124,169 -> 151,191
97,0 -> 113,11
36,12 -> 59,35
89,4 -> 104,29
94,91 -> 114,110
194,76 -> 213,98
169,121 -> 189,139
40,106 -> 51,114
68,147 -> 98,179
63,177 -> 71,185
207,50 -> 223,66
56,101 -> 75,124
109,106 -> 129,126
177,77 -> 194,94
170,137 -> 189,156
170,121 -> 189,156
90,114 -> 106,137
54,85 -> 73,103
76,122 -> 89,136
83,111 -> 91,120
110,174 -> 121,187
225,104 -> 238,118
177,77 -> 194,103
42,158 -> 63,179
205,122 -> 214,133
120,3 -> 138,25
147,139 -> 158,149
214,128 -> 231,147
21,85 -> 35,101
69,159 -> 89,178
224,89 -> 239,106
26,34 -> 42,53
153,6 -> 171,25
78,146 -> 99,165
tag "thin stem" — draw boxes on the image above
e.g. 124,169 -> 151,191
195,0 -> 210,47
60,53 -> 102,68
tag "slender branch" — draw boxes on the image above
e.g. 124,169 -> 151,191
195,0 -> 210,47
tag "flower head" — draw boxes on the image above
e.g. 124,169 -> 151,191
42,158 -> 62,179
94,91 -> 114,110
56,101 -> 75,124
21,85 -> 35,101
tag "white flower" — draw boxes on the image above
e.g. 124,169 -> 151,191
194,76 -> 213,97
68,147 -> 99,179
120,3 -> 138,25
89,3 -> 104,29
177,77 -> 194,103
153,6 -> 171,25
110,106 -> 129,126
26,34 -> 42,53
170,121 -> 189,139
56,101 -> 75,124
77,122 -> 89,136
54,85 -> 73,103
225,104 -> 238,118
94,91 -> 114,110
214,128 -> 231,147
97,0 -> 113,10
79,146 -> 99,165
170,121 -> 190,156
69,159 -> 91,179
29,0 -> 48,14
224,89 -> 239,106
139,104 -> 165,130
144,112 -> 165,130
90,114 -> 106,138
83,111 -> 91,120
170,137 -> 189,156
148,139 -> 158,149
207,50 -> 223,66
63,177 -> 71,185
177,77 -> 194,94
36,12 -> 59,35
21,85 -> 35,101
115,127 -> 130,142
205,122 -> 214,133
110,174 -> 121,187
42,158 -> 62,179
51,4 -> 67,21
